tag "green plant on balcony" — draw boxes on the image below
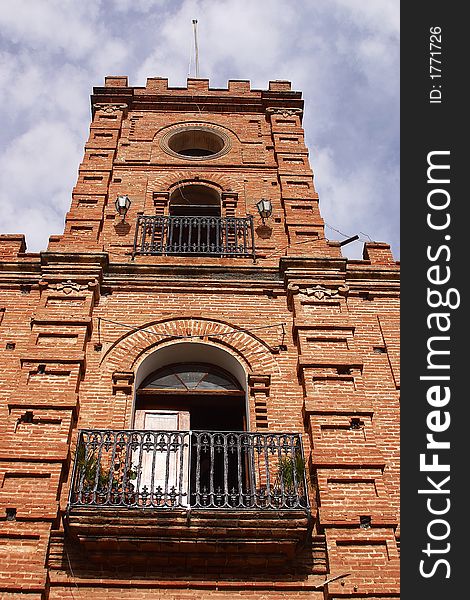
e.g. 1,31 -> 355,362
75,446 -> 109,492
275,453 -> 309,495
74,445 -> 139,502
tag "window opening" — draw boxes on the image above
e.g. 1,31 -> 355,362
169,184 -> 221,217
168,185 -> 221,253
166,127 -> 227,159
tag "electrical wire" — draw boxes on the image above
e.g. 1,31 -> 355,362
324,221 -> 371,243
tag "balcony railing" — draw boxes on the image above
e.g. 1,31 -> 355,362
69,430 -> 309,511
133,215 -> 255,257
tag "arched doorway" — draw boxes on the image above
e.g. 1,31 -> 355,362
134,362 -> 246,506
167,184 -> 222,253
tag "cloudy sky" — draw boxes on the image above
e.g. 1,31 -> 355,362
0,0 -> 399,260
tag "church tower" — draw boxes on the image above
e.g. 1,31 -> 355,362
0,76 -> 400,599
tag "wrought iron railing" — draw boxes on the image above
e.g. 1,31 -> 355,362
69,430 -> 309,511
133,215 -> 255,257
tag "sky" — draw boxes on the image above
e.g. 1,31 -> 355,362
0,0 -> 399,260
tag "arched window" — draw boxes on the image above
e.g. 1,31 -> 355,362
169,184 -> 221,217
167,185 -> 222,253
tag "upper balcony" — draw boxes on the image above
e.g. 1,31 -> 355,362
132,215 -> 255,258
65,429 -> 312,567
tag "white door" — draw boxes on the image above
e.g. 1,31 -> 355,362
133,410 -> 190,506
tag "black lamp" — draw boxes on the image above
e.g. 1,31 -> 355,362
256,198 -> 273,223
115,195 -> 131,221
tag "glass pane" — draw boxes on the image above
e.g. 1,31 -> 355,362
178,369 -> 206,389
145,371 -> 186,389
140,363 -> 242,392
199,371 -> 240,390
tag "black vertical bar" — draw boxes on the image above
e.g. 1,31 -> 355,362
195,217 -> 200,252
401,4 -> 464,598
132,216 -> 141,257
187,217 -> 193,252
92,431 -> 105,505
263,435 -> 271,507
209,432 -> 215,505
241,219 -> 247,255
149,431 -> 157,507
177,217 -> 183,251
159,216 -> 165,253
140,217 -> 147,253
297,434 -> 309,507
233,218 -> 239,254
223,433 -> 228,506
215,217 -> 221,253
70,430 -> 84,505
236,433 -> 243,507
224,218 -> 230,254
150,216 -> 156,252
163,217 -> 169,253
168,217 -> 175,253
205,217 -> 210,252
248,435 -> 257,507
289,435 -> 298,507
275,433 -> 285,507
129,432 -> 141,507
195,432 -> 201,507
105,432 -> 118,506
249,215 -> 255,258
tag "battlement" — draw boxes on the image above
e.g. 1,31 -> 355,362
103,75 -> 297,94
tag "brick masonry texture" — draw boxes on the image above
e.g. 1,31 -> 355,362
0,76 -> 399,599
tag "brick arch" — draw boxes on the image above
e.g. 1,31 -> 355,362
152,120 -> 243,144
151,170 -> 243,196
101,317 -> 278,376
102,318 -> 279,430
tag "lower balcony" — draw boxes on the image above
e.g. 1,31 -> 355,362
65,430 -> 313,567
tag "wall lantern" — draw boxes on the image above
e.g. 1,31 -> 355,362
256,198 -> 273,223
115,195 -> 131,221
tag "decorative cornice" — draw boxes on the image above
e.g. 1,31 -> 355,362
93,103 -> 128,113
52,280 -> 89,294
265,107 -> 303,118
288,283 -> 349,301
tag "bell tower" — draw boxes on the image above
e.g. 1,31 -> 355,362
48,75 -> 335,262
0,76 -> 400,600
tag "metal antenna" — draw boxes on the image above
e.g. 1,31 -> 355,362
192,19 -> 199,78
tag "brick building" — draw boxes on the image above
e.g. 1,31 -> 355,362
0,75 -> 400,599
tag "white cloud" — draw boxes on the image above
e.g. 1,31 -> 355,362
333,0 -> 399,37
0,120 -> 82,249
113,0 -> 169,12
314,145 -> 399,259
0,0 -> 100,60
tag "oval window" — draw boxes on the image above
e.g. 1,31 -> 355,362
162,126 -> 230,160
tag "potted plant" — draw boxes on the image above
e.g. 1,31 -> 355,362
74,445 -> 110,503
275,453 -> 309,507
